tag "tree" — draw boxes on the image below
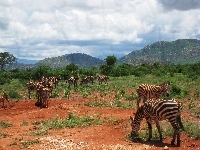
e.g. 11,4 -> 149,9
32,66 -> 53,80
100,55 -> 117,75
0,52 -> 16,71
65,63 -> 78,72
105,55 -> 117,66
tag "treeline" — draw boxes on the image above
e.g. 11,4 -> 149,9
110,62 -> 200,80
0,59 -> 200,86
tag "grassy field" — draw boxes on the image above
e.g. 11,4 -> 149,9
0,73 -> 200,149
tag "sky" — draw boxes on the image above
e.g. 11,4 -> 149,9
0,0 -> 200,60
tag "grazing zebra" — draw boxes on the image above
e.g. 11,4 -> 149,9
96,74 -> 109,84
80,76 -> 94,86
49,75 -> 61,88
35,83 -> 50,108
136,82 -> 170,108
67,74 -> 79,88
130,98 -> 184,147
0,93 -> 9,109
26,81 -> 37,99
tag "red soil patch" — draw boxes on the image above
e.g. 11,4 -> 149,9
0,96 -> 200,150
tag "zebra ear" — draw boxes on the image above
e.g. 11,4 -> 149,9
130,116 -> 134,120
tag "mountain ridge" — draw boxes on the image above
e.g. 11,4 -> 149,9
117,39 -> 200,65
12,39 -> 200,70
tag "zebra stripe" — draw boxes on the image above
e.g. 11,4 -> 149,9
136,82 -> 170,108
130,98 -> 184,147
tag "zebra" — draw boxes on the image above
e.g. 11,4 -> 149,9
67,74 -> 79,88
0,93 -> 9,109
80,76 -> 94,86
35,83 -> 50,108
136,82 -> 170,108
96,74 -> 109,84
130,98 -> 184,147
26,80 -> 37,99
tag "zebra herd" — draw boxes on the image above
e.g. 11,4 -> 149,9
67,74 -> 109,88
1,75 -> 185,146
131,82 -> 184,146
26,75 -> 61,108
26,74 -> 109,108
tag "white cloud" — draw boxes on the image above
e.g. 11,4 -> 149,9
0,0 -> 200,60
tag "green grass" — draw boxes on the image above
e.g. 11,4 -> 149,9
32,112 -> 102,129
20,139 -> 40,148
184,121 -> 200,140
127,120 -> 200,142
31,112 -> 121,133
86,99 -> 134,109
31,129 -> 48,136
20,121 -> 29,126
0,121 -> 13,128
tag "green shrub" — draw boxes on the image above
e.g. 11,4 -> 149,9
170,84 -> 181,97
8,90 -> 22,99
184,122 -> 200,140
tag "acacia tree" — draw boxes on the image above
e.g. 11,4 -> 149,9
100,55 -> 117,75
105,55 -> 117,66
0,52 -> 16,71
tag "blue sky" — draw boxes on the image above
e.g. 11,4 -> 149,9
0,0 -> 200,60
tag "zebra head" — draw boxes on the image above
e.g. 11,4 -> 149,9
130,106 -> 144,139
160,82 -> 170,97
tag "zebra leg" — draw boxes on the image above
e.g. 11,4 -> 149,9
146,120 -> 152,141
28,90 -> 31,99
155,121 -> 163,142
171,128 -> 178,146
177,115 -> 184,131
137,97 -> 141,109
2,100 -> 5,109
176,129 -> 181,147
170,121 -> 180,146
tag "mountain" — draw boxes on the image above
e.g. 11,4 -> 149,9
7,53 -> 104,70
117,39 -> 200,65
34,53 -> 104,69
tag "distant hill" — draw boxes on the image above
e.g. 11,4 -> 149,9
34,53 -> 104,69
117,39 -> 200,65
7,53 -> 104,70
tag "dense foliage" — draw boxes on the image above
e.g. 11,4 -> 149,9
1,61 -> 200,84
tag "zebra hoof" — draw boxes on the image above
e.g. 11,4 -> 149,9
177,140 -> 181,147
171,141 -> 175,146
35,102 -> 41,107
147,138 -> 151,141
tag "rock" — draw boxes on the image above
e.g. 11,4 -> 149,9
164,146 -> 169,150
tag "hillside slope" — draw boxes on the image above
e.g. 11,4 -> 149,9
35,53 -> 104,69
117,39 -> 200,65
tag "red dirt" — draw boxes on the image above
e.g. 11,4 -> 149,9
0,96 -> 200,150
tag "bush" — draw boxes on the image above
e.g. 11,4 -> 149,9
170,84 -> 181,97
8,90 -> 22,99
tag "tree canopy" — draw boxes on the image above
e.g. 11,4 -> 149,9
0,52 -> 16,71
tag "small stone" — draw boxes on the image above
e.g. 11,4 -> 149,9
164,146 -> 169,150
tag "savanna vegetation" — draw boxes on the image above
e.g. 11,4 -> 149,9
0,53 -> 200,148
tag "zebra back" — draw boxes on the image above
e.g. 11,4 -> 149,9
144,99 -> 180,119
137,82 -> 170,99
